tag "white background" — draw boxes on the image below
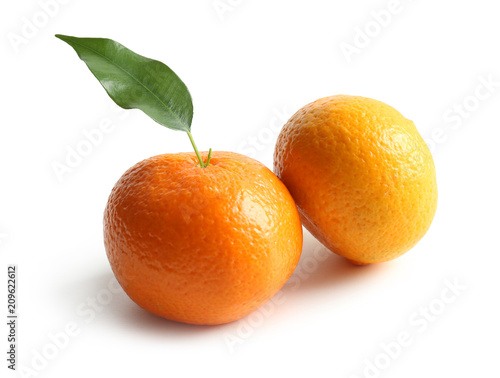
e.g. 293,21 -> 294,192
2,0 -> 500,377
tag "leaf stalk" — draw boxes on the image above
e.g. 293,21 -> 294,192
187,131 -> 211,168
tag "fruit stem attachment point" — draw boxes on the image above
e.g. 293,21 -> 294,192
187,131 -> 211,168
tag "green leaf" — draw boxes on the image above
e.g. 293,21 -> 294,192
55,34 -> 193,132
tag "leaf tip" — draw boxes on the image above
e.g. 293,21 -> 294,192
55,34 -> 73,43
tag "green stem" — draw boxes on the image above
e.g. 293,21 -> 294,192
187,131 -> 211,168
206,148 -> 213,166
